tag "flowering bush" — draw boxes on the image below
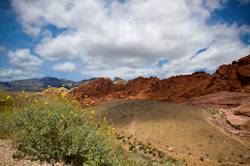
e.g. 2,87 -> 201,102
12,98 -> 116,165
42,87 -> 69,98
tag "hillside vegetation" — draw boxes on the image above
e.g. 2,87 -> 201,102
0,91 -> 181,166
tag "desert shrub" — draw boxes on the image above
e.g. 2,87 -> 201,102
12,98 -> 116,165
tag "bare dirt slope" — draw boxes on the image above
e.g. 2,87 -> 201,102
94,99 -> 250,166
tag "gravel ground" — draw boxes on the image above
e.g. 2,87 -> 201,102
0,139 -> 51,166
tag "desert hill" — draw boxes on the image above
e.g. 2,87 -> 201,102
92,99 -> 250,166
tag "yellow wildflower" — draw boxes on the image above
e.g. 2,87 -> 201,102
34,100 -> 38,103
91,110 -> 96,114
60,92 -> 67,98
6,96 -> 11,100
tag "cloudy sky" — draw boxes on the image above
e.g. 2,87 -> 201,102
0,0 -> 249,81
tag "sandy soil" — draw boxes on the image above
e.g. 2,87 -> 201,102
0,139 -> 44,166
0,140 -> 64,166
94,99 -> 250,166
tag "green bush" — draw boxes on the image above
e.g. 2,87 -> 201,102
12,99 -> 116,165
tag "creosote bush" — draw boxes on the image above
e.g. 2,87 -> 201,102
12,98 -> 116,165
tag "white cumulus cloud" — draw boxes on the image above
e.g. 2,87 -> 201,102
8,49 -> 43,69
52,62 -> 77,72
0,69 -> 42,81
10,0 -> 250,79
0,49 -> 43,81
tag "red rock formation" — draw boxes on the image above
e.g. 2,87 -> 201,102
234,99 -> 250,117
72,77 -> 124,100
72,54 -> 250,104
225,114 -> 250,131
122,76 -> 160,99
130,55 -> 250,102
185,91 -> 250,108
151,72 -> 212,102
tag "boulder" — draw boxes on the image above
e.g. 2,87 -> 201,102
234,99 -> 250,117
226,114 -> 250,131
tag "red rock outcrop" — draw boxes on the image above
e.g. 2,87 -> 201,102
225,114 -> 250,131
226,99 -> 250,131
234,99 -> 250,117
72,78 -> 125,100
122,76 -> 160,99
122,55 -> 250,102
185,91 -> 250,108
72,54 -> 250,104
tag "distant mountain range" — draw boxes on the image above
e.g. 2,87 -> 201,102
0,77 -> 126,92
0,77 -> 87,92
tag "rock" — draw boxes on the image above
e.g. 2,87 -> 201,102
237,64 -> 250,85
168,147 -> 173,152
72,78 -> 125,99
185,92 -> 250,108
234,99 -> 250,117
226,114 -> 250,131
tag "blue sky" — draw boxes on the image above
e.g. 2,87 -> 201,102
0,0 -> 249,81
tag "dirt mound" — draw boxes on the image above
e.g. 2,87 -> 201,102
94,99 -> 250,166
